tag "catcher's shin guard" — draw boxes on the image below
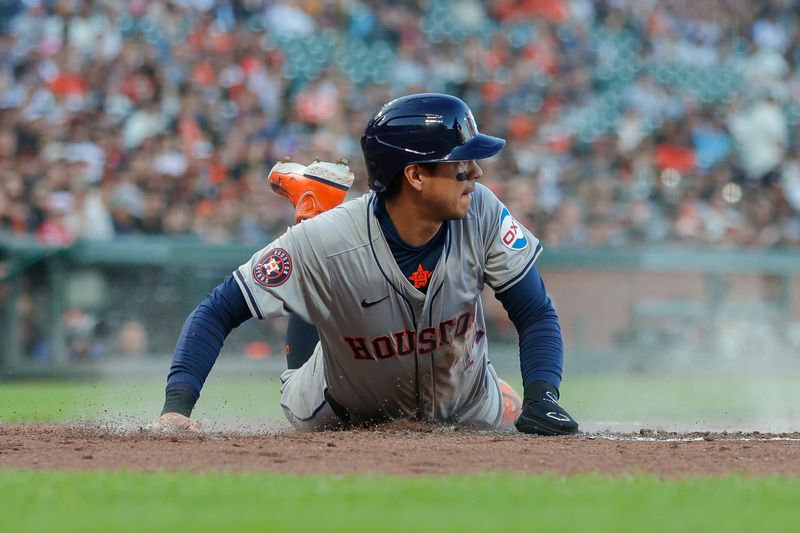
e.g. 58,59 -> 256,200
498,378 -> 523,427
268,158 -> 354,222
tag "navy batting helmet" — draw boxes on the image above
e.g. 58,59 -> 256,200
360,93 -> 506,193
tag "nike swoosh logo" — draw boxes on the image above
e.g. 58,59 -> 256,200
360,295 -> 389,308
546,412 -> 572,422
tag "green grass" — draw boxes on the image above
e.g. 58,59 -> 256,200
0,379 -> 284,423
3,374 -> 800,430
1,471 -> 799,532
3,379 -> 799,530
562,374 -> 800,428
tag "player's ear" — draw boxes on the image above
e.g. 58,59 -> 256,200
403,164 -> 425,193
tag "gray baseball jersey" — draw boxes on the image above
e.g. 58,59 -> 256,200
233,183 -> 541,427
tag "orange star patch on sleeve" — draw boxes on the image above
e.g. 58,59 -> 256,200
408,264 -> 433,289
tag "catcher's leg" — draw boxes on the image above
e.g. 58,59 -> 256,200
267,158 -> 354,223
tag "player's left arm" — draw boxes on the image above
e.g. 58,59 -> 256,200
494,267 -> 579,435
474,184 -> 578,435
495,266 -> 562,388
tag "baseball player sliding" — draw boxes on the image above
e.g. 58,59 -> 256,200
155,93 -> 578,435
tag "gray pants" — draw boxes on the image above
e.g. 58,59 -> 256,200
280,343 -> 503,431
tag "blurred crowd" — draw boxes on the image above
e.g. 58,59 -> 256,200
2,0 -> 800,250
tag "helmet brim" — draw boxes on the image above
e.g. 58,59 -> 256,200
435,133 -> 506,162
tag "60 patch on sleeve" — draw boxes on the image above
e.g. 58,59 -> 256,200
253,248 -> 293,287
499,207 -> 528,250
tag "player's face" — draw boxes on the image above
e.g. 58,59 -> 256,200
421,160 -> 482,220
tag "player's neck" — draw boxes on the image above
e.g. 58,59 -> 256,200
384,195 -> 443,247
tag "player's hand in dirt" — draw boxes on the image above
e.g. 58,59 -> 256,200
514,381 -> 579,436
147,412 -> 202,433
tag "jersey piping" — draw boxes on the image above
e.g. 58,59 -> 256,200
494,242 -> 543,292
280,399 -> 329,422
366,194 -> 422,418
235,269 -> 263,319
424,220 -> 454,417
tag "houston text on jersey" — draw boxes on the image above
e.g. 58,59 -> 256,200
343,311 -> 475,361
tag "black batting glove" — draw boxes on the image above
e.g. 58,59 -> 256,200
514,381 -> 579,436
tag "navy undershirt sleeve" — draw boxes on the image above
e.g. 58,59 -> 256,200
494,266 -> 563,390
165,274 -> 252,400
285,313 -> 320,369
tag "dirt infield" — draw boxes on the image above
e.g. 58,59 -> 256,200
2,423 -> 800,477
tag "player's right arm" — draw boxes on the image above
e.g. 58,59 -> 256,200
154,274 -> 252,430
